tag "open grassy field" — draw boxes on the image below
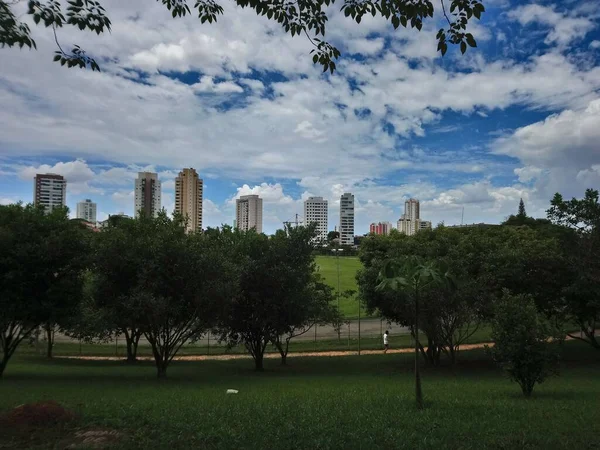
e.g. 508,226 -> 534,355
315,255 -> 369,318
2,342 -> 599,449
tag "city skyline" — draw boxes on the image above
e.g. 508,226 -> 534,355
20,171 -> 516,236
3,2 -> 598,235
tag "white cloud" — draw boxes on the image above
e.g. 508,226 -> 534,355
229,183 -> 295,205
508,4 -> 595,46
17,159 -> 94,183
590,40 -> 600,49
192,76 -> 243,94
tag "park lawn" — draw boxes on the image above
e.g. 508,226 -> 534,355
315,255 -> 370,318
1,342 -> 599,450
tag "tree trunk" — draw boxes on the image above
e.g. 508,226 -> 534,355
253,347 -> 264,371
124,329 -> 141,363
0,354 -> 8,378
45,324 -> 54,359
414,290 -> 423,410
273,339 -> 287,365
156,363 -> 168,379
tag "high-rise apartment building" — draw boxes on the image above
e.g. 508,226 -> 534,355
76,199 -> 97,223
369,221 -> 393,235
236,195 -> 263,233
304,196 -> 328,243
397,199 -> 431,236
404,198 -> 420,221
134,172 -> 161,218
397,217 -> 417,236
34,173 -> 66,213
339,193 -> 355,246
174,168 -> 203,233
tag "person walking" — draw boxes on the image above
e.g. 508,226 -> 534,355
383,330 -> 389,354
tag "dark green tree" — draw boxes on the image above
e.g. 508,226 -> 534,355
94,212 -> 233,378
218,224 -> 318,370
518,198 -> 526,218
1,0 -> 485,72
92,217 -> 145,362
488,290 -> 563,397
0,203 -> 89,377
272,273 -> 338,365
547,189 -> 600,349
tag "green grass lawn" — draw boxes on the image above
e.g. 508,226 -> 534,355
1,342 -> 599,449
315,255 -> 369,318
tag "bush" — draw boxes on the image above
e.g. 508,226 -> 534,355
488,290 -> 563,397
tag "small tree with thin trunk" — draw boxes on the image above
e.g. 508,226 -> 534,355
376,256 -> 455,409
488,290 -> 563,397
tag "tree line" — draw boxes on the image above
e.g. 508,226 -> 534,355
0,207 -> 337,378
1,189 -> 598,399
360,189 -> 599,402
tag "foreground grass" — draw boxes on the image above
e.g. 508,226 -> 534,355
1,342 -> 599,449
315,255 -> 367,318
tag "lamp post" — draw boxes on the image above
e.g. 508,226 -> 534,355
331,245 -> 344,340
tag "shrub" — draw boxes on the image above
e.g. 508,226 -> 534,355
488,290 -> 563,397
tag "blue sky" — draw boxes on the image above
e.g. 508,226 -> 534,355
1,0 -> 600,234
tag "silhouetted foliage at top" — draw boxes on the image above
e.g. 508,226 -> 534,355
1,0 -> 485,73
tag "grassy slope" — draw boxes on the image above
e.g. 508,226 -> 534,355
1,342 -> 599,449
315,255 -> 369,318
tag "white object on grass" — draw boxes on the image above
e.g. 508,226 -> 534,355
226,389 -> 239,394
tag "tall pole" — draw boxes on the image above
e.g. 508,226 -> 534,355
414,283 -> 423,409
358,296 -> 361,355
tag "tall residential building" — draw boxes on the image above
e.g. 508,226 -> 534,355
236,195 -> 263,233
304,196 -> 328,243
174,168 -> 203,232
33,173 -> 66,213
339,193 -> 355,246
369,221 -> 393,235
76,199 -> 97,223
397,217 -> 417,236
404,198 -> 420,221
134,172 -> 161,218
397,199 -> 430,236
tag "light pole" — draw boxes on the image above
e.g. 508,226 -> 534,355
331,245 -> 343,340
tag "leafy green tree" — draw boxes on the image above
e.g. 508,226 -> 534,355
1,0 -> 485,72
488,290 -> 563,397
376,256 -> 454,409
94,212 -> 233,378
92,217 -> 145,362
272,273 -> 338,365
0,203 -> 89,377
327,231 -> 340,242
547,189 -> 600,349
218,224 -> 317,370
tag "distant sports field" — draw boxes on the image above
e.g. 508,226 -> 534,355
314,255 -> 370,318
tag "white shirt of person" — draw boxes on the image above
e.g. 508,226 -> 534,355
383,333 -> 389,345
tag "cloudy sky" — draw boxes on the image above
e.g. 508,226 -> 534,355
1,0 -> 600,234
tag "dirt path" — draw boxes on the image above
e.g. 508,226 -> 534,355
56,332 -> 594,362
57,342 -> 495,362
